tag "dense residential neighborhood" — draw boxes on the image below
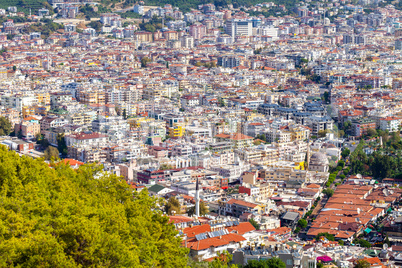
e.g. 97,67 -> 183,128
1,0 -> 402,266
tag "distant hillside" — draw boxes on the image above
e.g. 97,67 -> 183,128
0,0 -> 298,16
0,0 -> 53,15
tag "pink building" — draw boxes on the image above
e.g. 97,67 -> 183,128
189,23 -> 206,40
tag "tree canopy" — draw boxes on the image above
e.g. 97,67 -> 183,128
0,116 -> 12,136
0,145 -> 188,267
244,257 -> 286,268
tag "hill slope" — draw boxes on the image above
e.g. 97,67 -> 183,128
0,146 -> 188,267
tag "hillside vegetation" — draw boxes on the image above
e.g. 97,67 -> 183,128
0,146 -> 188,267
0,0 -> 53,15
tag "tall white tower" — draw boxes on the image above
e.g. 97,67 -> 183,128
195,178 -> 200,217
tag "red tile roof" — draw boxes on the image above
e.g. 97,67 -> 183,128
185,233 -> 246,251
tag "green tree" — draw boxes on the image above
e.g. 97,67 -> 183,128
160,164 -> 174,170
355,239 -> 371,248
249,218 -> 260,230
244,257 -> 286,268
338,160 -> 345,168
165,196 -> 181,215
341,148 -> 351,158
39,138 -> 50,149
141,57 -> 151,68
367,128 -> 377,137
316,232 -> 335,241
298,219 -> 308,229
44,146 -> 59,160
209,251 -> 236,268
122,109 -> 127,120
0,116 -> 12,136
318,129 -> 329,138
323,91 -> 330,103
0,146 -> 188,267
322,188 -> 334,198
354,259 -> 371,268
371,154 -> 396,179
57,133 -> 68,156
187,201 -> 209,217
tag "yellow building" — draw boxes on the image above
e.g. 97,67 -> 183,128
169,123 -> 185,138
36,93 -> 50,105
22,106 -> 35,118
127,117 -> 154,129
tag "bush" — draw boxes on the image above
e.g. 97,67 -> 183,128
298,219 -> 308,228
338,160 -> 345,168
323,188 -> 334,197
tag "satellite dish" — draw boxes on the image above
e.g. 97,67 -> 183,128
383,243 -> 388,250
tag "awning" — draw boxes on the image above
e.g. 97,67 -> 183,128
387,208 -> 392,213
364,228 -> 372,233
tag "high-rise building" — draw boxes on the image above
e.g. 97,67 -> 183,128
189,23 -> 206,40
226,19 -> 253,37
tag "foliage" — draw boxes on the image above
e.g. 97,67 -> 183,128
341,148 -> 350,158
209,251 -> 237,268
322,188 -> 334,198
367,128 -> 377,137
160,164 -> 175,170
139,15 -> 167,32
121,11 -> 143,19
87,21 -> 103,32
141,57 -> 152,68
39,138 -> 50,149
187,201 -> 209,217
57,133 -> 68,156
354,260 -> 371,268
243,257 -> 286,268
0,116 -> 12,136
316,232 -> 335,241
22,19 -> 63,39
80,4 -> 100,19
44,146 -> 59,160
0,146 -> 188,266
318,129 -> 330,138
165,196 -> 181,215
0,0 -> 53,15
249,218 -> 260,230
338,240 -> 344,246
298,219 -> 308,229
323,91 -> 330,104
371,154 -> 397,179
256,134 -> 266,142
354,239 -> 371,248
338,160 -> 345,168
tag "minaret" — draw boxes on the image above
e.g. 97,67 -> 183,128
306,138 -> 311,170
195,177 -> 200,217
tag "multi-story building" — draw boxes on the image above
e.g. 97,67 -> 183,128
189,23 -> 206,39
14,120 -> 41,140
226,19 -> 252,37
65,132 -> 108,146
379,117 -> 401,132
351,119 -> 376,137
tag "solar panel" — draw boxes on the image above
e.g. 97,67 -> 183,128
195,233 -> 208,241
